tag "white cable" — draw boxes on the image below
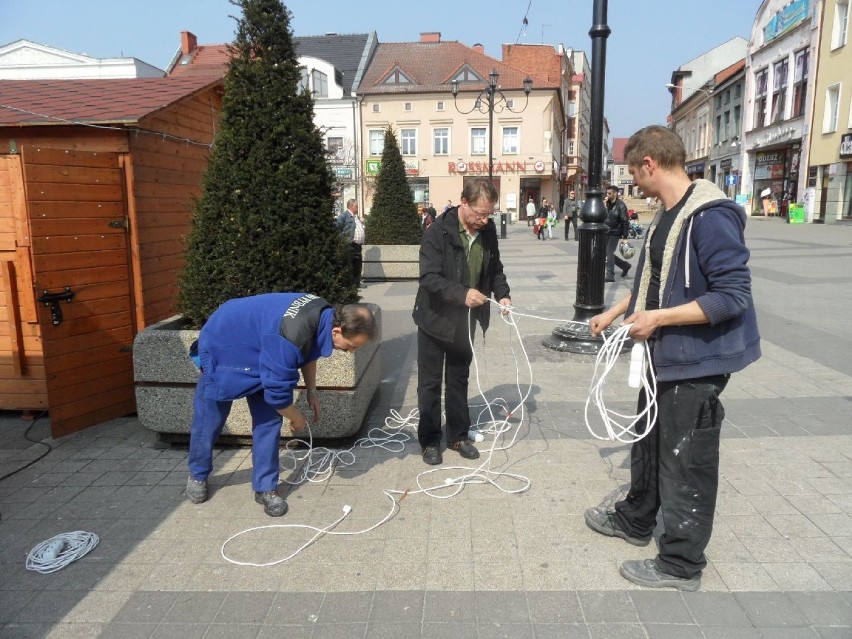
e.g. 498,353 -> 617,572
584,323 -> 658,443
25,531 -> 99,574
222,302 -> 650,565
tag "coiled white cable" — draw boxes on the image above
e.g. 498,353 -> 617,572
25,531 -> 99,574
585,323 -> 658,443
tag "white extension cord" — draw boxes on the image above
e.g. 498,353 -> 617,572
585,323 -> 658,443
221,303 -> 657,565
25,531 -> 99,574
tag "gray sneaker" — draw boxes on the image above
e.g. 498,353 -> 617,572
185,476 -> 208,504
619,559 -> 701,591
584,507 -> 651,546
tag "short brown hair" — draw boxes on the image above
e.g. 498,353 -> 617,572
461,178 -> 498,205
624,125 -> 686,170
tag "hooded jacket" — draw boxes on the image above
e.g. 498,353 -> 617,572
412,206 -> 510,342
197,293 -> 333,410
626,179 -> 761,381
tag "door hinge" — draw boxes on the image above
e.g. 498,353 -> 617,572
109,218 -> 128,229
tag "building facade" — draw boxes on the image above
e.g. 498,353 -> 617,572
741,0 -> 820,218
0,39 -> 164,79
708,60 -> 747,198
807,0 -> 852,222
357,34 -> 563,221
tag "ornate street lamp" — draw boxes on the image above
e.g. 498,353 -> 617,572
451,69 -> 532,234
544,0 -> 612,354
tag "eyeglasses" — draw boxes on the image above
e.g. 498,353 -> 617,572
464,202 -> 493,219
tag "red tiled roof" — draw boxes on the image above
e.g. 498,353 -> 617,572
0,75 -> 223,126
359,41 -> 559,95
169,44 -> 231,76
612,137 -> 629,163
715,58 -> 746,85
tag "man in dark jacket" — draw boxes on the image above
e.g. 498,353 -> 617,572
186,293 -> 376,516
587,125 -> 761,591
412,179 -> 512,465
605,186 -> 632,281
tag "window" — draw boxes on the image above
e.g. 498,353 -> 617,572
771,58 -> 789,123
824,84 -> 841,133
714,95 -> 722,110
433,128 -> 449,155
734,105 -> 741,138
568,101 -> 577,117
792,49 -> 809,118
724,90 -> 731,105
327,136 -> 343,159
372,103 -> 380,113
298,69 -> 309,93
451,65 -> 483,83
404,102 -> 412,112
734,82 -> 742,99
471,127 -> 487,155
502,127 -> 519,154
567,140 -> 575,156
715,115 -> 722,144
400,128 -> 417,156
723,111 -> 731,141
381,67 -> 412,84
832,0 -> 849,49
619,166 -> 625,176
311,70 -> 328,97
369,129 -> 385,155
754,68 -> 768,128
437,101 -> 445,111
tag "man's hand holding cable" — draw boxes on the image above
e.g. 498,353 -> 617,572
498,297 -> 512,316
623,310 -> 661,341
465,288 -> 487,308
306,389 -> 321,424
278,404 -> 308,433
590,294 -> 631,336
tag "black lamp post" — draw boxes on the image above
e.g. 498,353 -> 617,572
544,0 -> 612,354
452,69 -> 532,236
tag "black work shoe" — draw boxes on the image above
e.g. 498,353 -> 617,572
255,490 -> 288,517
622,264 -> 632,278
185,477 -> 208,504
619,559 -> 701,591
422,446 -> 442,465
584,507 -> 651,546
604,277 -> 615,283
448,439 -> 480,460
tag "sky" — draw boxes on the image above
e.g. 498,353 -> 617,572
0,0 -> 761,138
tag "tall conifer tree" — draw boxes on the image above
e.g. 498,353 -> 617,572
364,125 -> 421,245
179,0 -> 357,326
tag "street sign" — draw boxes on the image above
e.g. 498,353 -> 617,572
726,175 -> 739,186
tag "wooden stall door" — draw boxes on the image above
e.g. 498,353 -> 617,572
22,147 -> 136,437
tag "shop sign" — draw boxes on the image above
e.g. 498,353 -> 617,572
720,158 -> 732,169
534,161 -> 546,173
754,149 -> 786,180
404,159 -> 419,176
618,179 -> 634,185
365,159 -> 381,176
763,0 -> 810,44
686,162 -> 705,174
448,160 -> 530,174
753,125 -> 796,148
334,167 -> 353,179
840,133 -> 852,158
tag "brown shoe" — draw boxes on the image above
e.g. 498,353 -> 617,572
448,439 -> 480,460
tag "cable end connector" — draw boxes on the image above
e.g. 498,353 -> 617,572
468,429 -> 485,443
342,505 -> 352,515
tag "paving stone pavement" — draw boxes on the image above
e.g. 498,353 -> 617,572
1,217 -> 851,638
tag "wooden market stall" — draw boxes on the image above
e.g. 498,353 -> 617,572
0,74 -> 222,437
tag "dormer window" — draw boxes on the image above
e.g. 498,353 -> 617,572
450,65 -> 484,84
381,66 -> 413,85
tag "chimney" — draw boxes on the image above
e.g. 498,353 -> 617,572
181,31 -> 198,56
472,43 -> 484,54
420,32 -> 441,43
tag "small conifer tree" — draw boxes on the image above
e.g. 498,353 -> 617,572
363,125 -> 421,245
178,0 -> 357,326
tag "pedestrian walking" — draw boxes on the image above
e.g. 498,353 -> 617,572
563,190 -> 579,240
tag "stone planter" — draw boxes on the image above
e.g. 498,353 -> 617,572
133,304 -> 381,440
362,244 -> 419,281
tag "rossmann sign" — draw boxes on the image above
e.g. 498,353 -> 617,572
448,160 -> 545,174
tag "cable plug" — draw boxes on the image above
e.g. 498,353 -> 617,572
628,343 -> 645,389
42,538 -> 66,561
468,429 -> 485,443
342,505 -> 352,515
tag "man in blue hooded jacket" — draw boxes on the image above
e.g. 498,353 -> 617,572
185,293 -> 376,516
586,126 -> 761,591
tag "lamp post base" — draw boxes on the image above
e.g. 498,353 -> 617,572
542,321 -> 617,355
